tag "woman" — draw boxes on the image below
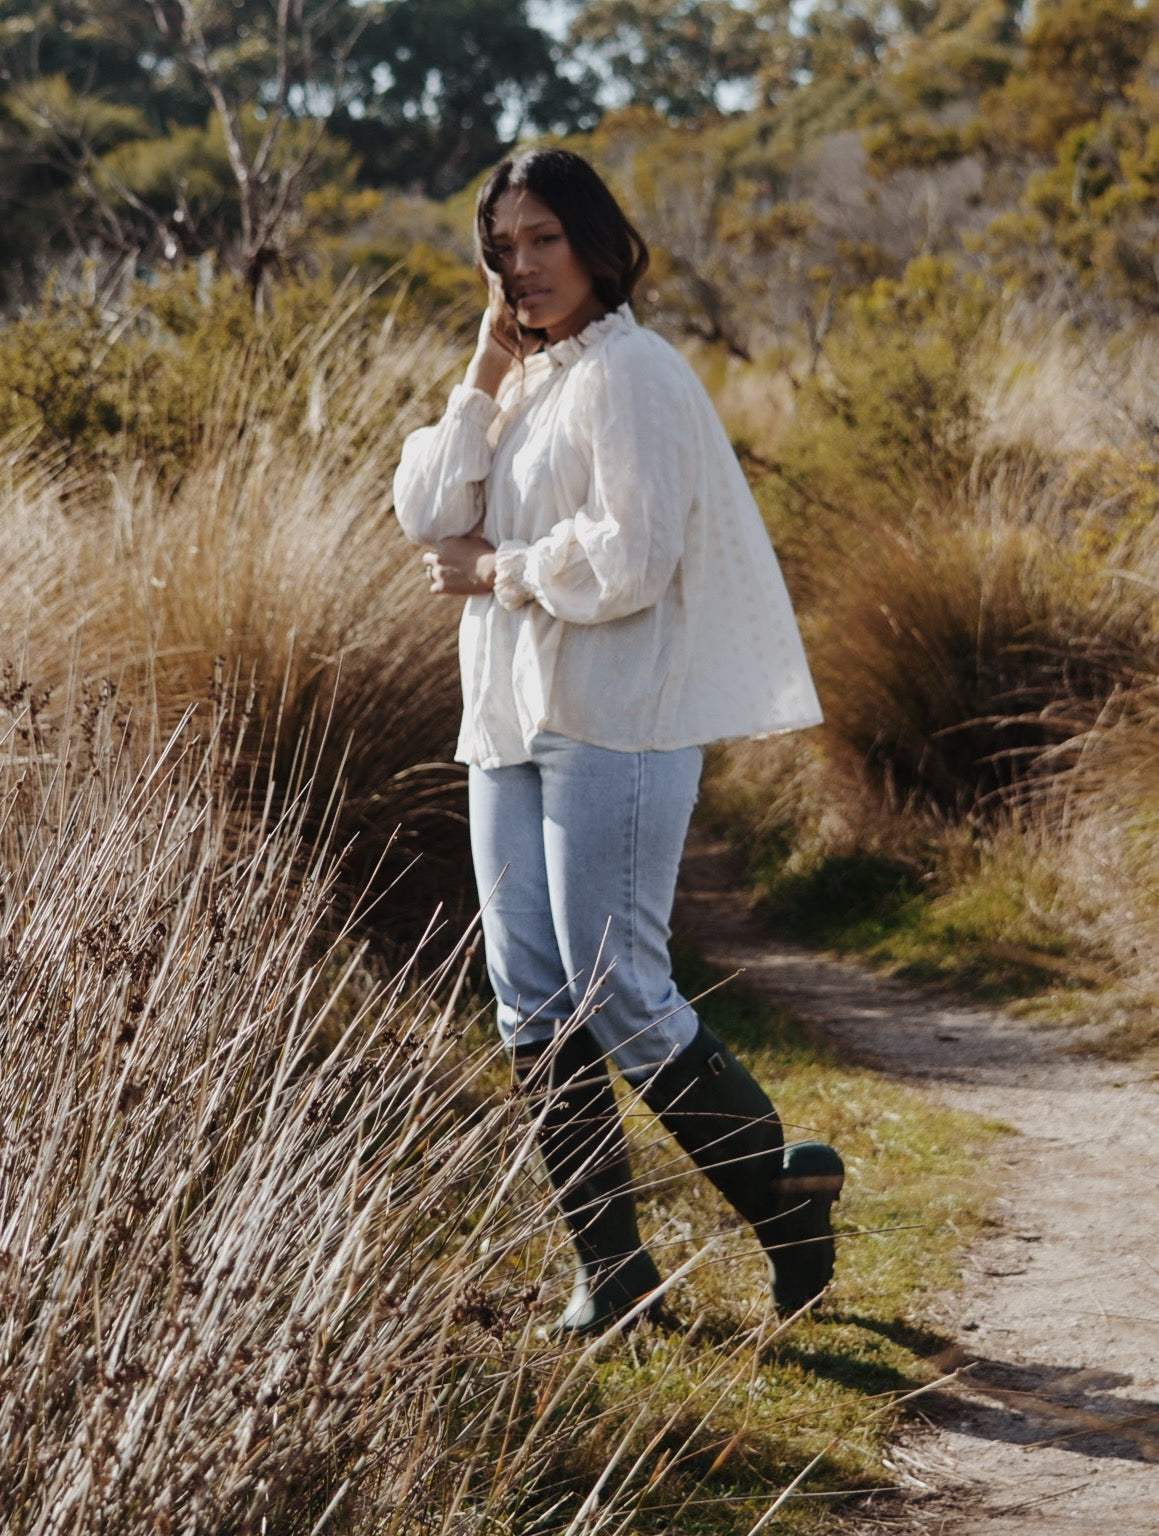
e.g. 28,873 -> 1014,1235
394,148 -> 843,1335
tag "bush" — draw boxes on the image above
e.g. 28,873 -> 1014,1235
806,485 -> 1149,814
762,263 -> 1158,817
768,257 -> 992,567
0,287 -> 473,938
0,263 -> 476,472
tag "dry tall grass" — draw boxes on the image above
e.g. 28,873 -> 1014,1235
0,291 -> 473,936
705,314 -> 1159,1034
0,692 -> 511,1532
807,454 -> 1157,815
1,678 -> 954,1536
0,686 -> 799,1535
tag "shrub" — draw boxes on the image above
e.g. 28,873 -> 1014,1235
0,290 -> 473,938
768,257 -> 992,566
805,486 -> 1150,814
0,263 -> 476,472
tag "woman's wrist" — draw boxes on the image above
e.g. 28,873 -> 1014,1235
464,338 -> 513,398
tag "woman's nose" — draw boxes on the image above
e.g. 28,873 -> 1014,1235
511,240 -> 536,274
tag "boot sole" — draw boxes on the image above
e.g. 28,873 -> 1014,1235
779,1172 -> 844,1195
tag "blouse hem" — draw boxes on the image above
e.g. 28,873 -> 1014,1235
455,711 -> 824,769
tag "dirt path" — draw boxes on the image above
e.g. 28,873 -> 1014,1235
674,832 -> 1159,1535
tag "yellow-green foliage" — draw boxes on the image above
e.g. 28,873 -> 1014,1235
887,0 -> 1017,111
0,263 -> 474,470
0,280 -> 132,449
863,116 -> 964,175
770,256 -> 991,549
100,116 -> 237,220
1022,98 -> 1159,310
970,0 -> 1155,157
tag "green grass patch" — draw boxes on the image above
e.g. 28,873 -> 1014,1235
745,844 -> 1098,1010
485,948 -> 1002,1534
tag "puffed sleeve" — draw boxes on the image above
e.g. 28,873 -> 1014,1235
393,385 -> 501,545
491,336 -> 695,625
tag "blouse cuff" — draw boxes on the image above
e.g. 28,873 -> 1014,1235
446,384 -> 502,432
493,542 -> 534,610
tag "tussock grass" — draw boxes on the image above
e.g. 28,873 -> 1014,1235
0,290 -> 472,935
705,310 -> 1159,1046
806,478 -> 1152,815
0,692 -> 523,1533
0,676 -> 996,1535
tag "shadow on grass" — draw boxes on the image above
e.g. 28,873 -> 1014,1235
758,853 -> 924,949
670,936 -> 843,1067
763,1313 -> 955,1400
753,851 -> 1089,1007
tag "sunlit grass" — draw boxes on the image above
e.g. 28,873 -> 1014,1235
507,949 -> 1004,1535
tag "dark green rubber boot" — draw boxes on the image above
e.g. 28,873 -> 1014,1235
514,1026 -> 662,1336
641,1022 -> 843,1316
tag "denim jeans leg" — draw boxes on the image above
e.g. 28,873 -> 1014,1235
533,733 -> 702,1079
468,760 -> 572,1053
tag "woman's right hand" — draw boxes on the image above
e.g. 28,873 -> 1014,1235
463,272 -> 521,398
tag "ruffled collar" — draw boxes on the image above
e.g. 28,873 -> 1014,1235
542,303 -> 636,367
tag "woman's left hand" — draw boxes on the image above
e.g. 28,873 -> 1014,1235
423,536 -> 497,596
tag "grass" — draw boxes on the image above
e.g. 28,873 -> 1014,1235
521,945 -> 1005,1535
703,724 -> 1159,1052
0,671 -> 1000,1535
0,284 -> 472,942
0,269 -> 1147,1530
743,844 -> 1096,1004
0,688 -> 519,1533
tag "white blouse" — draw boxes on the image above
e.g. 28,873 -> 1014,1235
393,305 -> 822,768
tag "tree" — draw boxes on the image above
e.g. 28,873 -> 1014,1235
568,0 -> 992,121
125,0 -> 376,301
0,0 -> 377,300
0,0 -> 206,127
970,0 -> 1159,312
0,0 -> 597,291
974,0 -> 1156,156
570,0 -> 797,119
338,0 -> 600,194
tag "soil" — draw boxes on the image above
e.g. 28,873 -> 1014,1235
673,831 -> 1159,1536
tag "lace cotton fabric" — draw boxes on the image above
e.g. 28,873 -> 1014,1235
393,305 -> 823,768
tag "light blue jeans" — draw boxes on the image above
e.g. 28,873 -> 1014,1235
469,732 -> 703,1079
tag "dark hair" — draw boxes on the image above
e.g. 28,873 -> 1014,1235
474,149 -> 649,334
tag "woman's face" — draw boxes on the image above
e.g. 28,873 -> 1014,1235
488,188 -> 608,343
